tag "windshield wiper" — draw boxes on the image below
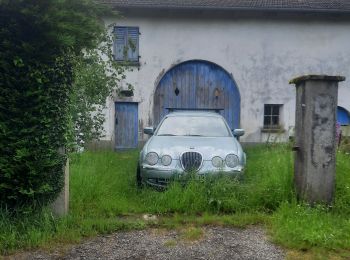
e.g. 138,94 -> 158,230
184,134 -> 203,136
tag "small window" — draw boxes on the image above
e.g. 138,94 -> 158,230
113,26 -> 139,63
263,104 -> 282,129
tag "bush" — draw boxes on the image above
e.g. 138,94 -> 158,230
0,0 -> 108,210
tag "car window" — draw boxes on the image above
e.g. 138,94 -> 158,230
156,116 -> 231,137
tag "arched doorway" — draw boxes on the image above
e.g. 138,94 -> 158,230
153,60 -> 240,129
337,106 -> 350,126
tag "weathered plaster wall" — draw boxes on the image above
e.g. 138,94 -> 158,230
102,13 -> 350,145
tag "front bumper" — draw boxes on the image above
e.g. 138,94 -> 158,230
140,160 -> 244,188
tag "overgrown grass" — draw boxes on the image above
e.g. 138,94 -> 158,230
69,144 -> 294,215
339,136 -> 350,153
270,151 -> 350,257
1,144 -> 349,257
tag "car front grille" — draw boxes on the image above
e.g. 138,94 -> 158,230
181,152 -> 202,171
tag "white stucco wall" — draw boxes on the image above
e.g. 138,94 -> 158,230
101,12 -> 350,145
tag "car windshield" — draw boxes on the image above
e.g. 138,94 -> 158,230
156,116 -> 231,137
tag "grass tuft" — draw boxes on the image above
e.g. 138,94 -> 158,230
181,226 -> 204,241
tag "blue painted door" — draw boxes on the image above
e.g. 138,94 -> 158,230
115,102 -> 138,149
154,60 -> 240,129
337,106 -> 350,126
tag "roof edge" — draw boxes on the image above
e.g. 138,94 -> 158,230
101,3 -> 350,14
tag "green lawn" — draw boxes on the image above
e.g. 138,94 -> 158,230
1,144 -> 350,258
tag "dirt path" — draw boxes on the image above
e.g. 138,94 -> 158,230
10,227 -> 285,260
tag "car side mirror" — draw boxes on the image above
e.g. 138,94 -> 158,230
144,127 -> 154,135
233,129 -> 245,137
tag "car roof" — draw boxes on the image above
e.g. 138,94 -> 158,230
166,111 -> 223,117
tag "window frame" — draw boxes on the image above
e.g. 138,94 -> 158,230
113,26 -> 140,65
263,104 -> 283,130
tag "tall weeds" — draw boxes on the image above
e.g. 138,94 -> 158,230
1,145 -> 349,254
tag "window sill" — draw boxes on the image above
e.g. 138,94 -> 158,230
115,61 -> 140,67
261,127 -> 286,133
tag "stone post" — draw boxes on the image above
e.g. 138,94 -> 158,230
290,75 -> 345,205
51,158 -> 69,216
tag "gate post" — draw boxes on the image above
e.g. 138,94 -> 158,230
290,75 -> 345,205
51,156 -> 69,216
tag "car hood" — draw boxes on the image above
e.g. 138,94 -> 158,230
144,136 -> 239,159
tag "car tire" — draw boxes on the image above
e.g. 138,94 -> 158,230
136,164 -> 142,188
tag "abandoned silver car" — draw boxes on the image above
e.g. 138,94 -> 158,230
137,111 -> 246,188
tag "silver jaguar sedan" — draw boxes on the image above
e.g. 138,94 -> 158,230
137,111 -> 246,188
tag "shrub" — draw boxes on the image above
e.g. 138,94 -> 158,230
0,0 -> 109,210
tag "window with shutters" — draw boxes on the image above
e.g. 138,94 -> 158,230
113,26 -> 139,64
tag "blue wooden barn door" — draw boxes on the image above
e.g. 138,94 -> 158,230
115,102 -> 138,149
337,106 -> 350,126
154,60 -> 240,129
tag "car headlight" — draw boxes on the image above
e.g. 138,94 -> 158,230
212,156 -> 224,168
161,155 -> 172,166
225,154 -> 239,168
145,152 -> 159,165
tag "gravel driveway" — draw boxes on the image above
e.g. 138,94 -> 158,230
10,227 -> 285,260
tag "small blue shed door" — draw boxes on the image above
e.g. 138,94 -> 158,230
115,102 -> 138,149
337,106 -> 350,126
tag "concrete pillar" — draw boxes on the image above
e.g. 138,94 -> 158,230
290,75 -> 345,205
51,158 -> 69,216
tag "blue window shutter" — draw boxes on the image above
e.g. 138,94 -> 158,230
113,26 -> 139,62
127,27 -> 139,62
114,27 -> 127,61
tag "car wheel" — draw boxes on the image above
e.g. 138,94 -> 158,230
136,164 -> 142,188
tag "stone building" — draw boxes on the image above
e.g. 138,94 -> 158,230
98,0 -> 350,148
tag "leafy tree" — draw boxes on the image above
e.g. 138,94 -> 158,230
68,35 -> 130,150
0,0 -> 123,211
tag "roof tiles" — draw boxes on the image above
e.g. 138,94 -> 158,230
100,0 -> 350,13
